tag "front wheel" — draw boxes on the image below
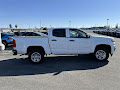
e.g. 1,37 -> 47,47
94,47 -> 109,61
2,41 -> 8,47
28,50 -> 44,64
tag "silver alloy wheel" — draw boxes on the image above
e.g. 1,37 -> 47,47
31,52 -> 41,62
95,50 -> 106,60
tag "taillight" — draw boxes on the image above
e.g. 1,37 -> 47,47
13,39 -> 16,47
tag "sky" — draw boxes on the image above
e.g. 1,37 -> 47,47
0,0 -> 120,28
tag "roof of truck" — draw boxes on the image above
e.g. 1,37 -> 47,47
49,27 -> 80,30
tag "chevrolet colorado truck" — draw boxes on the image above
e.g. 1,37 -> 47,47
13,28 -> 116,63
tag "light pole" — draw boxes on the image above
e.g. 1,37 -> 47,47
107,19 -> 109,29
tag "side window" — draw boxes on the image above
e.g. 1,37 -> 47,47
70,29 -> 87,38
53,29 -> 66,37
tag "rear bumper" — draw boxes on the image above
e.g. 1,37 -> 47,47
12,50 -> 17,55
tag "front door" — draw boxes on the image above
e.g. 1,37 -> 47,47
68,29 -> 92,54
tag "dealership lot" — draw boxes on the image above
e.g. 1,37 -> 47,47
0,33 -> 120,90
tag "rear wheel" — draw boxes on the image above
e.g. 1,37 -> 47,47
94,47 -> 109,61
28,50 -> 44,64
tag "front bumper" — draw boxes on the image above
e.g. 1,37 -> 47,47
111,44 -> 116,56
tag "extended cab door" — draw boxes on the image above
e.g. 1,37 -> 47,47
49,29 -> 68,54
67,29 -> 92,54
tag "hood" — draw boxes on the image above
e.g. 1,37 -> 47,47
90,35 -> 114,40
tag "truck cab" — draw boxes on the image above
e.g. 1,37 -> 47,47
48,28 -> 91,54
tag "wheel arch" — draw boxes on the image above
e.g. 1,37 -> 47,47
27,46 -> 46,55
94,44 -> 111,54
2,40 -> 7,43
2,40 -> 8,46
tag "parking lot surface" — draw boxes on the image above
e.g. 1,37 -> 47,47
0,33 -> 120,90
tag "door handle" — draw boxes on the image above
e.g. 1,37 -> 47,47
51,39 -> 57,41
69,40 -> 75,41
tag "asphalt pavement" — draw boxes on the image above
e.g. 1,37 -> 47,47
0,33 -> 120,90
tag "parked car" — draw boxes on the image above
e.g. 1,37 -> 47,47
109,30 -> 116,37
116,30 -> 120,38
14,32 -> 47,36
14,32 -> 26,36
93,29 -> 120,38
101,31 -> 105,35
1,33 -> 14,47
21,32 -> 47,36
13,28 -> 116,64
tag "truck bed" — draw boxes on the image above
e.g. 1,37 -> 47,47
14,36 -> 51,54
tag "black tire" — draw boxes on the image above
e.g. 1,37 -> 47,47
28,49 -> 44,64
94,47 -> 109,61
2,41 -> 8,47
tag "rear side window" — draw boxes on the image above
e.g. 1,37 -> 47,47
53,29 -> 66,37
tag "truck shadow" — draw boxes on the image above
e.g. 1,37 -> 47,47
0,55 -> 108,76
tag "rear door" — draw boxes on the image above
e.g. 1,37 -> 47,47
49,29 -> 68,54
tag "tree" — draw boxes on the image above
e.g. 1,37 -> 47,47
43,27 -> 48,30
9,24 -> 12,28
15,25 -> 18,28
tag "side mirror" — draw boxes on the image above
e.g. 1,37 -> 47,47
86,35 -> 90,38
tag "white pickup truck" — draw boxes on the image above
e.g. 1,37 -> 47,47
13,28 -> 116,63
